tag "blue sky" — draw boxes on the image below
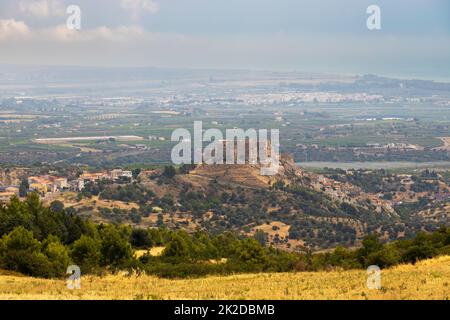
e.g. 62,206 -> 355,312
0,0 -> 449,79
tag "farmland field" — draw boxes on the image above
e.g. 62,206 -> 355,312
0,256 -> 448,300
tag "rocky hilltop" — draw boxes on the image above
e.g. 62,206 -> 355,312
133,154 -> 404,250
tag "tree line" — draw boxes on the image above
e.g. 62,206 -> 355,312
0,193 -> 448,279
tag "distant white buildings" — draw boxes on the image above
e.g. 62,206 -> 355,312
79,169 -> 132,187
28,176 -> 68,194
0,186 -> 19,202
109,169 -> 132,179
236,92 -> 384,105
25,169 -> 134,194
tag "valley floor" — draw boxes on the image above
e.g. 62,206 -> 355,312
0,256 -> 449,300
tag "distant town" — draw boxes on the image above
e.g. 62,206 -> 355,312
0,168 -> 133,202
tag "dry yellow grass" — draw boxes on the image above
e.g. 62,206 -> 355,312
46,194 -> 140,212
134,247 -> 166,259
0,256 -> 448,300
253,221 -> 290,238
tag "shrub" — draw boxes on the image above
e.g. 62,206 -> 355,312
230,238 -> 269,271
99,226 -> 134,268
365,246 -> 400,268
162,235 -> 191,261
130,228 -> 152,248
0,227 -> 53,278
358,235 -> 383,267
163,166 -> 176,179
71,235 -> 102,273
42,235 -> 71,277
401,244 -> 436,264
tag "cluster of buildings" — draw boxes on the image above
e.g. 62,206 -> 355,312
357,117 -> 415,122
0,169 -> 134,202
76,169 -> 133,190
237,92 -> 384,105
30,169 -> 133,194
28,175 -> 68,194
148,135 -> 166,141
0,186 -> 19,202
363,143 -> 424,151
313,175 -> 395,213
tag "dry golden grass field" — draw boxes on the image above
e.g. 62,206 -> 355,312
0,256 -> 448,300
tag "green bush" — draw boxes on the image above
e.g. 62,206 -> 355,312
42,235 -> 71,277
0,194 -> 448,279
99,226 -> 134,268
365,246 -> 400,268
130,228 -> 152,248
162,235 -> 191,261
358,235 -> 383,267
229,238 -> 269,271
0,227 -> 68,278
71,235 -> 102,273
401,244 -> 436,264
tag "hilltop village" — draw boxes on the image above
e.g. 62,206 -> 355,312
0,169 -> 133,201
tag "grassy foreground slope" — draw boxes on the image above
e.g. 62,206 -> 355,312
0,256 -> 448,300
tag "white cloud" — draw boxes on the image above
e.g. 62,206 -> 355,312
121,0 -> 160,19
0,19 -> 30,40
44,24 -> 145,42
0,22 -> 145,43
0,21 -> 448,77
19,0 -> 64,17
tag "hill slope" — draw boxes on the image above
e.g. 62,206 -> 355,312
49,154 -> 448,250
134,155 -> 419,250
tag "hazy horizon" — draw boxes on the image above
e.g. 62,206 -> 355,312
1,63 -> 450,84
1,0 -> 449,80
